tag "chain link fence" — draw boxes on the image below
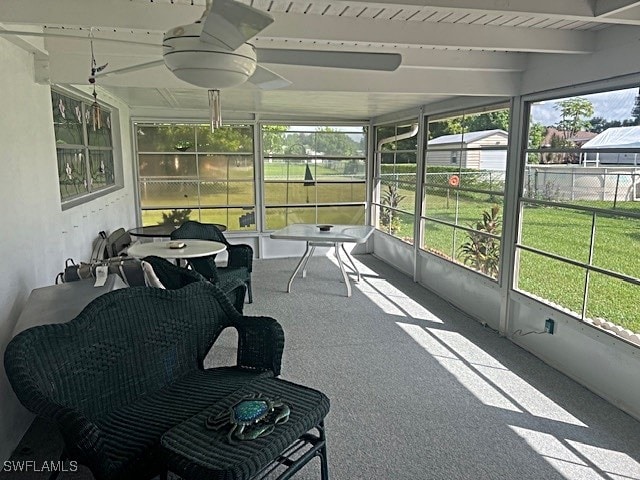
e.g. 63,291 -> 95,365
524,166 -> 640,204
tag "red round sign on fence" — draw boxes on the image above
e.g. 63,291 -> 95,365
448,175 -> 460,187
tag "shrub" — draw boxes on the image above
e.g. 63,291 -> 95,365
380,184 -> 406,235
459,205 -> 502,277
160,208 -> 192,226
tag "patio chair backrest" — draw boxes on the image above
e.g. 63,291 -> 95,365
4,282 -> 240,419
171,220 -> 227,245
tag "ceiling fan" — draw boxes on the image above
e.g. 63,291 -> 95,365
97,0 -> 402,91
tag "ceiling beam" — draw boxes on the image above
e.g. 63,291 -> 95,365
46,50 -> 520,97
320,0 -> 594,18
240,66 -> 521,96
0,0 -> 203,31
263,12 -> 595,54
322,0 -> 640,25
252,39 -> 527,71
595,0 -> 640,17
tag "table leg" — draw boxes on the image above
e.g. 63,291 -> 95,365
341,243 -> 361,282
301,245 -> 316,278
333,242 -> 352,297
287,242 -> 312,293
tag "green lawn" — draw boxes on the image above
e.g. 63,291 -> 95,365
384,191 -> 640,333
140,176 -> 639,333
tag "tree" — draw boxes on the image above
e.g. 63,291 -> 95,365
587,116 -> 610,134
427,110 -> 509,140
555,97 -> 594,138
428,116 -> 464,139
465,110 -> 509,132
632,93 -> 640,124
262,125 -> 288,154
527,122 -> 546,164
312,127 -> 359,155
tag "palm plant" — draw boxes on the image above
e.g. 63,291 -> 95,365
160,208 -> 192,226
380,184 -> 406,235
459,205 -> 501,277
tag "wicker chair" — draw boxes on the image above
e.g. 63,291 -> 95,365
4,282 -> 284,480
141,255 -> 246,313
171,221 -> 254,303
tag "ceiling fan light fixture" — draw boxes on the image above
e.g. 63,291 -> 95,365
163,24 -> 257,89
208,89 -> 222,132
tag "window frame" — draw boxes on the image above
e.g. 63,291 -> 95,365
260,123 -> 368,231
419,103 -> 510,280
515,81 -> 640,336
52,87 -> 122,210
134,122 -> 257,232
372,119 -> 420,244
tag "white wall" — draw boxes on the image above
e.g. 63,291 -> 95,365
0,38 -> 136,461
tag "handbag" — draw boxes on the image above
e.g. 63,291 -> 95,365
55,257 -> 144,286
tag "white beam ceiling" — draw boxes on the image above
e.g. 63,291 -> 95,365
262,12 -> 595,54
311,0 -> 640,25
0,0 -> 635,119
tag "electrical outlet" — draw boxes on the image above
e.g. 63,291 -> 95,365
545,318 -> 555,334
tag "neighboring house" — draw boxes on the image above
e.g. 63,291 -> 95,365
542,127 -> 597,147
426,129 -> 508,170
581,126 -> 640,166
541,128 -> 597,164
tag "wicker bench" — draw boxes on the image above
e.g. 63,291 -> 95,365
162,377 -> 330,480
4,282 -> 285,480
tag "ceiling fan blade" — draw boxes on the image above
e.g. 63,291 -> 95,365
257,49 -> 402,71
96,59 -> 165,78
248,65 -> 292,90
200,0 -> 274,51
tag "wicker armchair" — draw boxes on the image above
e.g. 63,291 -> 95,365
171,221 -> 254,303
141,255 -> 246,313
4,282 -> 284,480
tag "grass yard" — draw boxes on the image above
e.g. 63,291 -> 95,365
140,173 -> 639,333
263,162 -> 365,181
383,190 -> 640,333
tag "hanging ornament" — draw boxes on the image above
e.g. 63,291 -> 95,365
87,28 -> 108,86
91,88 -> 102,131
59,98 -> 66,119
208,89 -> 222,133
87,28 -> 108,131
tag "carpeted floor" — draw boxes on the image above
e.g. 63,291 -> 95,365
6,254 -> 640,479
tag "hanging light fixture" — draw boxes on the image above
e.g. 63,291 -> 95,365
208,89 -> 222,132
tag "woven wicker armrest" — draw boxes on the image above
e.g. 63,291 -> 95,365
234,316 -> 284,376
52,407 -> 115,476
227,244 -> 253,272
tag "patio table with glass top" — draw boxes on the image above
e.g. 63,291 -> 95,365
126,239 -> 226,260
270,224 -> 374,297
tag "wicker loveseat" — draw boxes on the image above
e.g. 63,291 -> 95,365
4,282 -> 284,480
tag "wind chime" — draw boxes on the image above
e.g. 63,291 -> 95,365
87,29 -> 108,131
208,89 -> 222,132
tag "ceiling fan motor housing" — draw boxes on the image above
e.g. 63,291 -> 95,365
163,23 -> 257,89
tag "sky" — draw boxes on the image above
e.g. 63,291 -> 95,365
530,87 -> 639,126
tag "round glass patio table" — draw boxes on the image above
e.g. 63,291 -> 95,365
126,240 -> 226,259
